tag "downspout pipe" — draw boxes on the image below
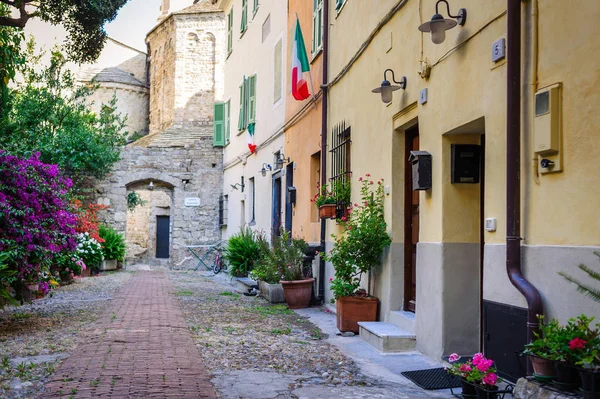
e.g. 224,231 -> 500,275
318,0 -> 329,303
506,0 -> 543,373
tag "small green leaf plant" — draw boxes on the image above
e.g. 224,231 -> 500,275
126,191 -> 147,212
98,224 -> 126,261
559,251 -> 600,303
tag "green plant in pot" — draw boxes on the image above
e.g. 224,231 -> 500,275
223,227 -> 262,277
259,228 -> 312,309
523,315 -> 560,378
311,183 -> 337,219
321,175 -> 391,333
98,225 -> 126,271
566,315 -> 600,396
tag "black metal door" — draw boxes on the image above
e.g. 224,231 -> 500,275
156,215 -> 170,259
483,300 -> 527,382
285,164 -> 294,233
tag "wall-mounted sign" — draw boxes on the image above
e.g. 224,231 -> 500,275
184,197 -> 201,207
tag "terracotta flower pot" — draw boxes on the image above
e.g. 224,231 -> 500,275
336,295 -> 378,333
280,278 -> 314,309
318,204 -> 337,219
530,356 -> 556,377
80,266 -> 91,278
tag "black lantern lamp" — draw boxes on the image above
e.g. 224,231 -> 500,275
259,163 -> 272,177
418,0 -> 466,44
372,69 -> 407,104
275,153 -> 290,170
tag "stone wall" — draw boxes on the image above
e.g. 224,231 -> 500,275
94,137 -> 223,268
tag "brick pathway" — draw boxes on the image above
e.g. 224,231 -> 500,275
42,271 -> 217,398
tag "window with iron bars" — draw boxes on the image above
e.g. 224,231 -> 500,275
329,121 -> 351,219
219,194 -> 228,227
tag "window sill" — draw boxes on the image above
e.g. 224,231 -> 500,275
237,129 -> 246,136
240,29 -> 247,39
252,9 -> 259,19
226,50 -> 232,61
311,48 -> 323,64
334,1 -> 348,19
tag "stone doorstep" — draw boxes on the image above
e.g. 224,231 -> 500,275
514,377 -> 583,398
234,277 -> 258,294
358,322 -> 416,353
388,310 -> 416,334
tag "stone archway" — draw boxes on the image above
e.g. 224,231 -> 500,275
125,179 -> 175,265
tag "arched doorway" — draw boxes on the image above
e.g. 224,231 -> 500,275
125,179 -> 174,265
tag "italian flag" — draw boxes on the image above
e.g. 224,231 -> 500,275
248,123 -> 257,154
291,18 -> 311,101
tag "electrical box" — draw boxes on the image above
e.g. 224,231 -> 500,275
408,151 -> 432,190
287,186 -> 296,206
451,144 -> 481,184
534,85 -> 561,155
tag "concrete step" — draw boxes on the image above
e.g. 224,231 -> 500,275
358,322 -> 416,353
234,277 -> 259,293
388,310 -> 416,334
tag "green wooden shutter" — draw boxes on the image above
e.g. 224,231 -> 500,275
227,10 -> 233,54
225,100 -> 230,144
241,0 -> 247,33
213,102 -> 225,147
335,0 -> 344,11
238,78 -> 246,131
248,75 -> 256,124
253,0 -> 259,16
312,0 -> 318,54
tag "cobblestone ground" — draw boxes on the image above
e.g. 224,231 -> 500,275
41,271 -> 216,398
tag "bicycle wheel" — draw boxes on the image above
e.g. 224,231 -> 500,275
213,253 -> 223,274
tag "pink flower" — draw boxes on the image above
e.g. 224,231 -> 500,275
449,353 -> 460,363
359,177 -> 363,181
569,338 -> 587,350
459,364 -> 472,372
472,353 -> 484,365
341,216 -> 347,222
476,358 -> 494,372
315,250 -> 319,255
365,173 -> 371,177
329,277 -> 333,282
483,373 -> 498,386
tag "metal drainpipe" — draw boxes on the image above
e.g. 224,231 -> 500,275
318,0 -> 330,303
506,0 -> 543,374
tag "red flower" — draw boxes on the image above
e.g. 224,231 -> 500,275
358,177 -> 363,181
365,173 -> 371,177
569,338 -> 587,350
329,277 -> 333,282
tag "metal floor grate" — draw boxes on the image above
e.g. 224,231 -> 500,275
401,367 -> 461,390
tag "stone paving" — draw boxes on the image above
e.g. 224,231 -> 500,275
41,271 -> 216,398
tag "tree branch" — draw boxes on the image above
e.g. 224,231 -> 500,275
0,0 -> 32,28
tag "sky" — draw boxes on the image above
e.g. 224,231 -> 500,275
105,0 -> 163,51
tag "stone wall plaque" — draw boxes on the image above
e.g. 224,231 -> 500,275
184,197 -> 201,207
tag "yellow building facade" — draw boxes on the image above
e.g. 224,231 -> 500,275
324,0 -> 600,376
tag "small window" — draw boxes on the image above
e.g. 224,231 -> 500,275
248,75 -> 257,124
253,0 -> 259,17
238,78 -> 246,131
310,151 -> 321,223
225,100 -> 231,144
219,195 -> 229,226
335,0 -> 347,13
312,0 -> 323,54
240,0 -> 248,35
227,9 -> 233,55
329,121 -> 352,218
249,177 -> 256,223
273,39 -> 282,103
262,14 -> 271,43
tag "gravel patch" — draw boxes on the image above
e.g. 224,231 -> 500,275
0,270 -> 133,399
170,271 -> 377,392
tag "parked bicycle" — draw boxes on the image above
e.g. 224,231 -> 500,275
212,246 -> 227,274
186,241 -> 227,273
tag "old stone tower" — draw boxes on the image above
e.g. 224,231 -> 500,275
95,1 -> 226,268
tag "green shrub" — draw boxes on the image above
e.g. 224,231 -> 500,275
0,251 -> 18,308
223,227 -> 262,277
254,228 -> 308,282
98,225 -> 126,261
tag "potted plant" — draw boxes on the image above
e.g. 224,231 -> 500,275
448,353 -> 502,399
312,183 -> 337,219
76,232 -> 103,277
264,228 -> 313,309
98,225 -> 126,271
566,315 -> 600,397
523,315 -> 558,379
322,175 -> 391,333
250,236 -> 286,304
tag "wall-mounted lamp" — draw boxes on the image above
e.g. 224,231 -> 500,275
230,177 -> 245,192
259,163 -> 272,177
148,180 -> 154,190
372,69 -> 407,104
418,0 -> 466,44
275,153 -> 290,170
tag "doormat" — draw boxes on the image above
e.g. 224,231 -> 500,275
401,367 -> 461,390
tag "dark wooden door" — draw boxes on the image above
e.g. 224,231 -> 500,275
404,127 -> 419,312
156,215 -> 170,259
272,177 -> 282,238
285,164 -> 294,233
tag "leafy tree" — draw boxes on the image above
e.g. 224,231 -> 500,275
0,46 -> 128,182
0,5 -> 25,115
0,0 -> 129,63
